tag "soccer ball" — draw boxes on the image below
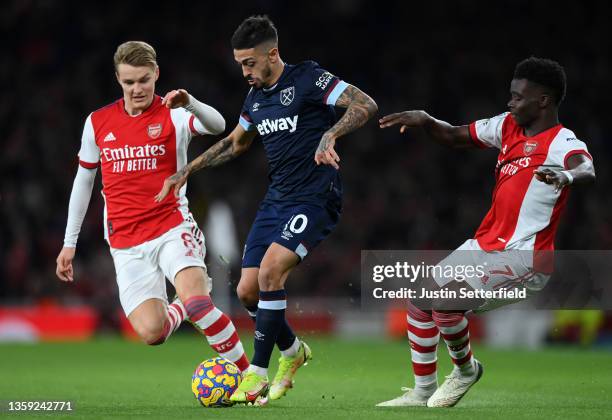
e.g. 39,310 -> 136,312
191,357 -> 242,407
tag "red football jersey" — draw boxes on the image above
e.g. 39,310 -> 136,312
78,95 -> 210,248
469,112 -> 592,253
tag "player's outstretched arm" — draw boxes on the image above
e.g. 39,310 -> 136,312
379,110 -> 474,149
315,85 -> 378,169
155,124 -> 256,201
56,166 -> 97,282
534,154 -> 595,193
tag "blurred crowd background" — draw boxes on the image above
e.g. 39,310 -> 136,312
1,1 -> 611,342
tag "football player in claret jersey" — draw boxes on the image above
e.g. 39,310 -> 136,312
156,15 -> 378,404
55,41 -> 250,372
378,57 -> 595,408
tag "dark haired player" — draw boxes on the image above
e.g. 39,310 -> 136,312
156,15 -> 377,404
378,57 -> 595,408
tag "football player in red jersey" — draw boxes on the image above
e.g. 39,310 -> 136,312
55,41 -> 249,372
377,57 -> 595,408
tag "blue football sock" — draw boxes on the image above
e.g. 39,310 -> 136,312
245,302 -> 296,351
251,290 -> 287,369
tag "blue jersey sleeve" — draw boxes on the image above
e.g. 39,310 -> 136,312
238,91 -> 256,132
302,62 -> 349,106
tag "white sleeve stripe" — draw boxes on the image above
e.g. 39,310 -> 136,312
239,116 -> 254,131
325,80 -> 349,105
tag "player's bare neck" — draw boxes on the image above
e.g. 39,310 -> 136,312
523,113 -> 560,137
123,98 -> 154,117
264,60 -> 285,89
125,107 -> 143,116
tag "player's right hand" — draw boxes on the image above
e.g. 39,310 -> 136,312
56,247 -> 76,282
155,168 -> 189,202
162,89 -> 190,109
379,110 -> 430,133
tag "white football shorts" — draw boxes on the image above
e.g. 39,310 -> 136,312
109,216 -> 212,316
433,239 -> 550,312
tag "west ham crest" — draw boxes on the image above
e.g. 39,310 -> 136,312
523,140 -> 538,155
147,123 -> 162,139
280,86 -> 295,106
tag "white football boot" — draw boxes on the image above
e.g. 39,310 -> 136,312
376,387 -> 432,407
426,360 -> 483,408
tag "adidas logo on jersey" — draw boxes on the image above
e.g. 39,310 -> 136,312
103,132 -> 116,142
256,115 -> 298,136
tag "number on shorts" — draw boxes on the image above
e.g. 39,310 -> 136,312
289,214 -> 308,234
181,232 -> 197,252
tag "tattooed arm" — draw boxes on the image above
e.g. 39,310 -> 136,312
315,85 -> 378,169
155,124 -> 256,201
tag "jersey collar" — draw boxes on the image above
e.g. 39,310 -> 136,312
261,63 -> 292,93
119,95 -> 162,118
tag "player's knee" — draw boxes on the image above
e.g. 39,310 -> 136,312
134,321 -> 167,346
258,264 -> 283,291
236,280 -> 258,307
175,266 -> 208,301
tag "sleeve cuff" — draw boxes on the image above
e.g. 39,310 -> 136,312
188,115 -> 201,135
563,149 -> 593,169
239,114 -> 254,131
324,80 -> 348,105
79,159 -> 99,169
63,239 -> 77,247
468,122 -> 488,149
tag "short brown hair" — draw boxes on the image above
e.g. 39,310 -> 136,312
113,41 -> 157,70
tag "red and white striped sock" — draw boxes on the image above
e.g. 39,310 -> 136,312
432,311 -> 475,376
407,302 -> 439,393
149,301 -> 186,345
184,296 -> 250,372
167,300 -> 186,334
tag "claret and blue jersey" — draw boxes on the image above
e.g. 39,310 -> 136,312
239,61 -> 349,267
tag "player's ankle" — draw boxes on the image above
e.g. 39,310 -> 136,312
454,364 -> 476,378
280,338 -> 300,358
248,364 -> 268,377
415,381 -> 437,396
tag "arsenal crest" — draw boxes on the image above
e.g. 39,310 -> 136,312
523,140 -> 538,155
280,86 -> 295,106
147,123 -> 162,139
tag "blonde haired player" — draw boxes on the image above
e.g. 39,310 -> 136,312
55,41 -> 249,372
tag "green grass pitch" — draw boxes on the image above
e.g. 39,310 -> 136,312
1,334 -> 611,419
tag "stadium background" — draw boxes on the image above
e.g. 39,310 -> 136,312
1,0 -> 611,392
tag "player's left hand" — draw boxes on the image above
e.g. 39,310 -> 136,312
315,133 -> 340,169
534,168 -> 570,193
162,89 -> 190,109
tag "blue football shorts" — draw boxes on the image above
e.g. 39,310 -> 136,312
242,198 -> 342,268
